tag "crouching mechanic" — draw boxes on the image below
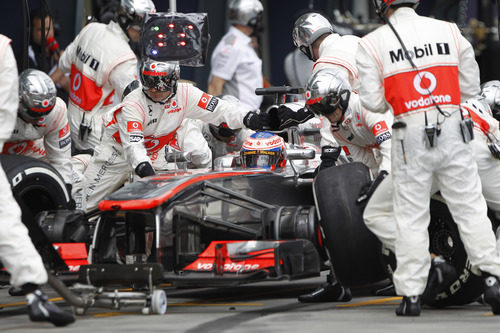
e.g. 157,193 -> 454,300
80,60 -> 269,211
294,69 -> 392,303
2,69 -> 73,196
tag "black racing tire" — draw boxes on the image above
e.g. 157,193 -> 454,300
0,155 -> 70,219
381,198 -> 485,307
314,162 -> 388,287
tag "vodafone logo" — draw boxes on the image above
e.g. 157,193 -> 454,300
151,63 -> 157,69
72,72 -> 82,91
413,71 -> 436,95
201,96 -> 208,104
305,91 -> 311,99
42,100 -> 49,107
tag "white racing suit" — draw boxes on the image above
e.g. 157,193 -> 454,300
357,7 -> 500,297
2,97 -> 73,185
79,83 -> 249,211
0,35 -> 47,287
313,33 -> 360,91
58,21 -> 138,153
365,97 -> 500,255
320,93 -> 392,176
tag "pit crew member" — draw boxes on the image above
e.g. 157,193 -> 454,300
0,33 -> 74,327
480,80 -> 500,120
208,0 -> 264,110
2,69 -> 73,191
356,0 -> 500,316
80,60 -> 269,211
58,0 -> 156,154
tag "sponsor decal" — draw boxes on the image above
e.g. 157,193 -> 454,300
59,136 -> 71,148
130,134 -> 143,143
372,121 -> 389,137
147,118 -> 158,126
76,46 -> 100,70
206,97 -> 219,112
89,58 -> 100,71
197,93 -> 211,109
127,121 -> 142,132
195,262 -> 260,272
376,131 -> 392,145
168,108 -> 181,114
59,123 -> 70,138
389,43 -> 449,63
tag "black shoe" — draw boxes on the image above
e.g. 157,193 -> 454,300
26,290 -> 75,327
483,275 -> 500,315
374,283 -> 396,296
395,296 -> 421,316
298,282 -> 352,303
422,256 -> 456,304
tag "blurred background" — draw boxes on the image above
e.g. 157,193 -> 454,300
0,0 -> 498,91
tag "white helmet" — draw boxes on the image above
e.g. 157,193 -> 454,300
373,0 -> 420,17
480,80 -> 500,118
140,59 -> 180,98
19,69 -> 57,122
292,12 -> 333,61
117,0 -> 156,32
228,0 -> 263,30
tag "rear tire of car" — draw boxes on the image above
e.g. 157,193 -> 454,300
0,154 -> 70,219
314,162 -> 387,287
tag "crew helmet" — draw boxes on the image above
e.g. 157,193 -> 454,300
19,69 -> 57,121
240,131 -> 286,170
305,69 -> 351,121
140,60 -> 180,96
117,0 -> 156,32
228,0 -> 263,30
373,0 -> 420,17
292,12 -> 333,61
480,80 -> 500,118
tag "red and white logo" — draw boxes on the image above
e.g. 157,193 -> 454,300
59,123 -> 70,138
127,121 -> 142,132
413,71 -> 437,95
197,93 -> 211,109
305,91 -> 311,99
372,121 -> 389,137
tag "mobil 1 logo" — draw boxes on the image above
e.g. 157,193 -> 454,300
390,42 -> 450,63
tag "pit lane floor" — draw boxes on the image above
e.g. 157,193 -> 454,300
0,274 -> 499,332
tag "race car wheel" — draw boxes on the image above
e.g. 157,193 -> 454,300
0,155 -> 70,219
381,198 -> 484,307
313,162 -> 387,287
150,290 -> 167,315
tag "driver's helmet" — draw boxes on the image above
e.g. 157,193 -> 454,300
117,0 -> 156,32
480,80 -> 500,119
228,0 -> 263,31
140,59 -> 180,96
18,69 -> 57,122
374,0 -> 420,17
292,12 -> 333,61
240,131 -> 286,170
305,69 -> 351,129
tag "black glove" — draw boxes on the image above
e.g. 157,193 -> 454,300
356,170 -> 389,204
243,111 -> 270,130
135,161 -> 156,178
65,183 -> 76,210
314,146 -> 341,176
276,106 -> 315,130
216,123 -> 236,138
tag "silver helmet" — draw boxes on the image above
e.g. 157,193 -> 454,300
118,0 -> 156,31
19,69 -> 57,121
140,60 -> 180,95
292,13 -> 333,61
228,0 -> 263,30
374,0 -> 420,17
480,80 -> 500,117
305,69 -> 351,122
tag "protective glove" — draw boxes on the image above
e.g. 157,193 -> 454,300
243,111 -> 270,130
216,122 -> 236,138
314,145 -> 342,176
135,161 -> 156,178
276,105 -> 315,130
356,170 -> 389,204
65,184 -> 76,210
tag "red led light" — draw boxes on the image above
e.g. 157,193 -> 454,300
157,42 -> 165,47
178,33 -> 186,38
179,41 -> 186,46
187,25 -> 194,30
157,33 -> 165,39
168,23 -> 175,29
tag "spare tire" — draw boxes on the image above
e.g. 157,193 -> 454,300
0,155 -> 70,218
314,162 -> 387,287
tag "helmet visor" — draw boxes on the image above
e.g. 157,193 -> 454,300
241,150 -> 280,169
141,72 -> 176,92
